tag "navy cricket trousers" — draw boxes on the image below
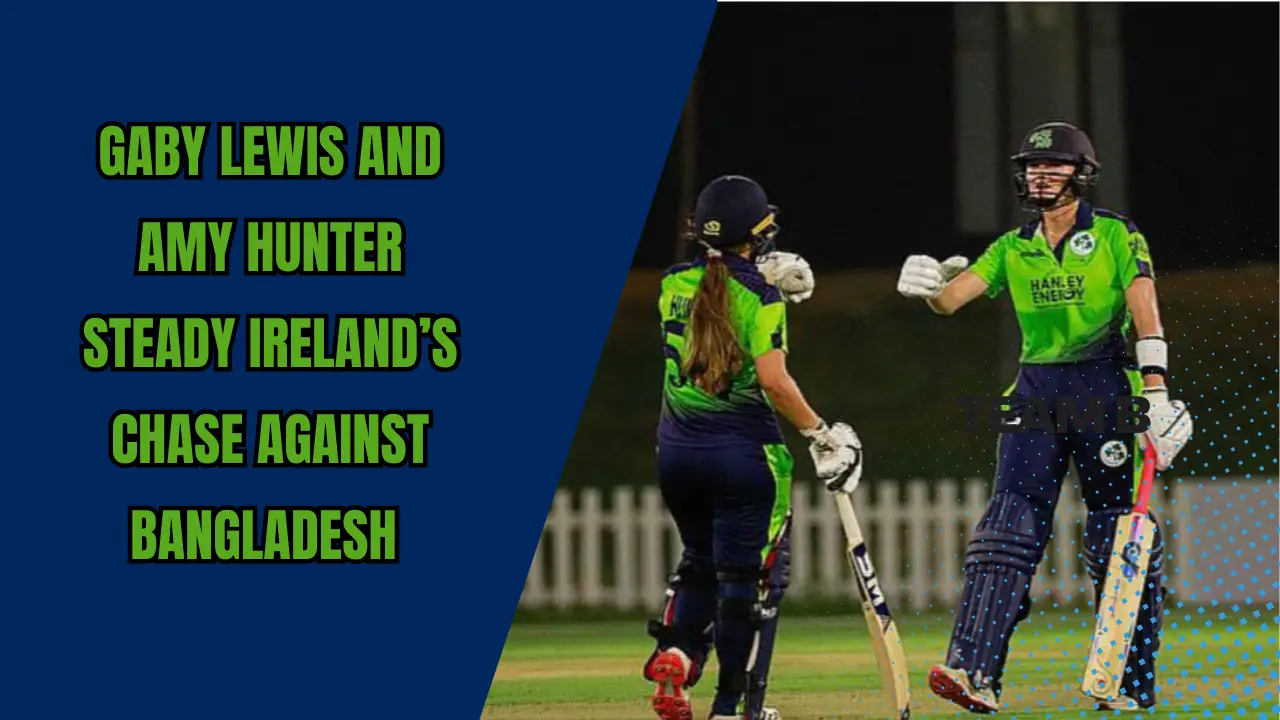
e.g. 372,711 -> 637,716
656,441 -> 793,576
944,357 -> 1166,705
655,440 -> 794,715
995,357 -> 1147,518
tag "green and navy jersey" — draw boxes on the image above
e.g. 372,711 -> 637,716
657,254 -> 788,446
969,202 -> 1154,365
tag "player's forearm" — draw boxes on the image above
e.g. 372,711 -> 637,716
925,295 -> 956,315
1126,278 -> 1166,388
926,271 -> 988,316
762,375 -> 822,432
925,284 -> 964,315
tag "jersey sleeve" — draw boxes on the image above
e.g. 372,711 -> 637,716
748,298 -> 788,358
968,234 -> 1010,298
1113,227 -> 1155,287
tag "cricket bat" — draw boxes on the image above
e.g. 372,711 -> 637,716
1080,442 -> 1159,702
834,491 -> 911,720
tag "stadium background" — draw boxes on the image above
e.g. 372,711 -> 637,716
488,5 -> 1276,718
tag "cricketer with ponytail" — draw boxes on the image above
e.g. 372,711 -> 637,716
643,175 -> 860,720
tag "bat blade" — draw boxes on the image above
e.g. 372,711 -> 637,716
1081,513 -> 1155,700
1081,444 -> 1159,702
836,493 -> 911,720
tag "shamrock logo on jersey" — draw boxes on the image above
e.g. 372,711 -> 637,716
1029,129 -> 1053,149
1069,231 -> 1096,256
1099,439 -> 1129,468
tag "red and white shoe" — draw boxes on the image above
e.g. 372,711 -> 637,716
649,648 -> 694,720
928,665 -> 1000,714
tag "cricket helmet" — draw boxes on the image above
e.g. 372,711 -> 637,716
687,175 -> 780,257
1011,121 -> 1101,211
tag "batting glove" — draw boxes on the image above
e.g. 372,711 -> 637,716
897,254 -> 969,300
801,420 -> 863,494
1139,385 -> 1194,471
756,251 -> 815,304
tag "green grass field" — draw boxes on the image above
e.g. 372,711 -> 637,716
485,607 -> 1278,720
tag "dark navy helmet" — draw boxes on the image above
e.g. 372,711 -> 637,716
688,175 -> 780,256
1011,121 -> 1101,211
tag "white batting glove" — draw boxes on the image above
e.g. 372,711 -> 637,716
801,420 -> 863,494
896,254 -> 969,300
756,251 -> 815,304
1139,386 -> 1194,471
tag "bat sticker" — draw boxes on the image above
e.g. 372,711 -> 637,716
1121,540 -> 1142,580
851,544 -> 892,617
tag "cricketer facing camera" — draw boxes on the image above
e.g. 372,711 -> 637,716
896,122 -> 1195,713
643,175 -> 855,720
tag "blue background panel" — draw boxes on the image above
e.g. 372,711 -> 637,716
0,1 -> 716,717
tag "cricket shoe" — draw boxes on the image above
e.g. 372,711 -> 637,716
707,713 -> 780,720
1094,695 -> 1141,712
928,665 -> 999,714
649,648 -> 695,720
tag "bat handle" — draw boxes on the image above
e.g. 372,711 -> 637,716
834,492 -> 865,543
1131,442 -> 1158,516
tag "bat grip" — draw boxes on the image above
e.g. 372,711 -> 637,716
1131,443 -> 1158,516
834,492 -> 864,543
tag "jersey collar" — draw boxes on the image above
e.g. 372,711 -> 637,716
1017,200 -> 1096,240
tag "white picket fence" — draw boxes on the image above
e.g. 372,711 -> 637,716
519,476 -> 1276,612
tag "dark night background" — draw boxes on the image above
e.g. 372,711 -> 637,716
634,3 -> 1277,271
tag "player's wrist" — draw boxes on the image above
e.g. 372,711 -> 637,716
1135,335 -> 1168,379
1140,385 -> 1169,421
799,418 -> 828,438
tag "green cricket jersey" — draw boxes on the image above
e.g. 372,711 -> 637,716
657,254 -> 788,445
968,202 -> 1154,364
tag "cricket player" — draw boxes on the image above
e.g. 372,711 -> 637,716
644,174 -> 859,720
896,122 -> 1194,713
